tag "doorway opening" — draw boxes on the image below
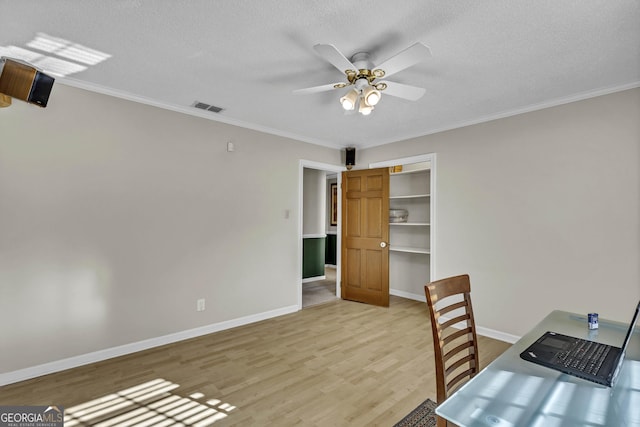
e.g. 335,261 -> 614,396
302,265 -> 337,308
299,160 -> 344,310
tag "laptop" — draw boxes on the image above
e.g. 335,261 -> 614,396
520,301 -> 640,387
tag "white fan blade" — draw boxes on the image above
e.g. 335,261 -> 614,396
380,81 -> 426,101
293,82 -> 344,95
374,42 -> 432,78
313,44 -> 356,74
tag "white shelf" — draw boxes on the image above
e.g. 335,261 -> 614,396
390,194 -> 430,199
390,168 -> 429,176
388,159 -> 432,296
390,245 -> 430,254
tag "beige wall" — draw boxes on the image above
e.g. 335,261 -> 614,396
360,88 -> 640,337
302,168 -> 326,236
2,82 -> 638,381
0,84 -> 340,376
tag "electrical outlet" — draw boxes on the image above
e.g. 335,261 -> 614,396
197,298 -> 205,312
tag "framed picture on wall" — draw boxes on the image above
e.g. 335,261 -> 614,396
330,183 -> 338,226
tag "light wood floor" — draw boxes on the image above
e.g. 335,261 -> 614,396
0,296 -> 511,426
302,267 -> 337,308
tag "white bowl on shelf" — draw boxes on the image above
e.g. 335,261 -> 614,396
389,209 -> 408,223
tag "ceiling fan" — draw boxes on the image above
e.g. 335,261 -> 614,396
294,42 -> 432,115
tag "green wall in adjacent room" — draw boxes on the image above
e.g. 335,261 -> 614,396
303,237 -> 326,278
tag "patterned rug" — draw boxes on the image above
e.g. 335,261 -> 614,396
393,398 -> 437,427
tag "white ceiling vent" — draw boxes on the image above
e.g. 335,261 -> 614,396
192,101 -> 223,113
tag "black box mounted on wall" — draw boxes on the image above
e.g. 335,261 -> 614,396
345,147 -> 356,170
0,57 -> 55,108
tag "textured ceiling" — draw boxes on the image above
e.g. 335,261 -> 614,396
1,1 -> 639,149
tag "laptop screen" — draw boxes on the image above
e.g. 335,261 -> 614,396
619,301 -> 640,357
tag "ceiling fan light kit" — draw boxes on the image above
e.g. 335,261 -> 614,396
294,42 -> 432,116
339,77 -> 380,114
340,88 -> 359,110
362,85 -> 380,106
358,100 -> 373,115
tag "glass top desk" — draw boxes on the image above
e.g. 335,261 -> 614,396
435,310 -> 640,427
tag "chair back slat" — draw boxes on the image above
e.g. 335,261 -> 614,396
440,313 -> 471,331
438,300 -> 467,316
445,353 -> 475,377
447,367 -> 477,392
442,326 -> 473,346
443,340 -> 475,363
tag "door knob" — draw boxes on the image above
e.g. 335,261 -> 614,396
380,242 -> 387,248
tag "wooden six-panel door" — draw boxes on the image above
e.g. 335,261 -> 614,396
341,167 -> 390,306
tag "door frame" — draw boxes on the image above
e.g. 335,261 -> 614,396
369,153 -> 437,286
298,160 -> 346,310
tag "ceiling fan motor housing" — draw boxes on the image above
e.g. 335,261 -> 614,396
346,52 -> 385,85
350,52 -> 373,70
355,78 -> 369,90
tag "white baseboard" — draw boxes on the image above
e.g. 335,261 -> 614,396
435,314 -> 521,344
302,275 -> 326,283
390,288 -> 426,302
0,304 -> 298,386
476,326 -> 520,344
390,288 -> 520,344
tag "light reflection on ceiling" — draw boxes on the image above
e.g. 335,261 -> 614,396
0,33 -> 110,77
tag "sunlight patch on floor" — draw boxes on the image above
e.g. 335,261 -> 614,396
64,378 -> 236,427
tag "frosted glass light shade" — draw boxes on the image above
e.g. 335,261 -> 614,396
340,89 -> 358,110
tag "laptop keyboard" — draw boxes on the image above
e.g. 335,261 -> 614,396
557,340 -> 611,375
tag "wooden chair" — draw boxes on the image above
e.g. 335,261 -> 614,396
424,274 -> 479,427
